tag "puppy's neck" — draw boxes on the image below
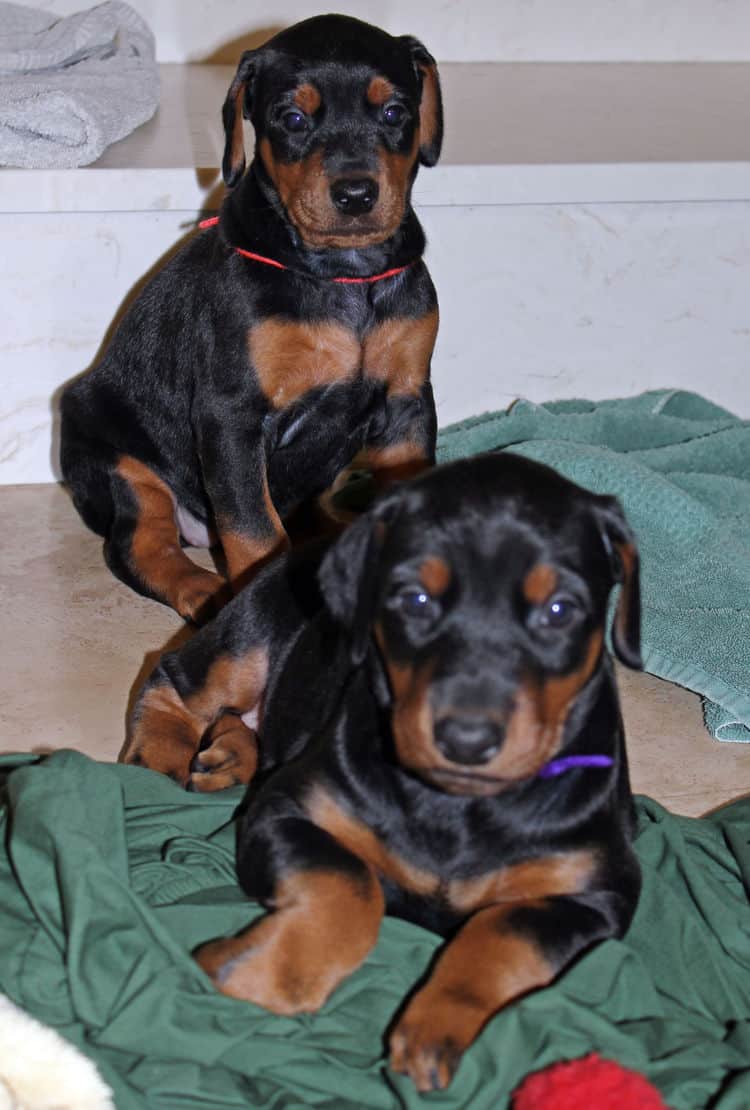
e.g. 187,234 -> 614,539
221,163 -> 425,281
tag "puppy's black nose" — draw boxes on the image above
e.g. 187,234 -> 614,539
330,177 -> 379,215
434,718 -> 504,767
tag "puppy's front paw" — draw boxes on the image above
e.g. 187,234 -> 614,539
389,990 -> 486,1092
189,715 -> 259,792
120,734 -> 195,788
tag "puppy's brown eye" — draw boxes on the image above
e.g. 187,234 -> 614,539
283,110 -> 308,132
382,103 -> 406,126
392,587 -> 439,622
539,596 -> 577,629
401,589 -> 429,612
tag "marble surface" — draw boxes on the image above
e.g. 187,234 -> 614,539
4,197 -> 749,485
1,481 -> 747,818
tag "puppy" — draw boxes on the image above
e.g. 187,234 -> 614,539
123,452 -> 643,1091
60,14 -> 443,621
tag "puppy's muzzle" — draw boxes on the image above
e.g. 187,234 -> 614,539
330,177 -> 379,215
433,716 -> 504,767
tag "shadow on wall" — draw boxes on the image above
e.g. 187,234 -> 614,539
201,27 -> 284,64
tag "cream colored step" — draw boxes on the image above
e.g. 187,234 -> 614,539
2,62 -> 750,213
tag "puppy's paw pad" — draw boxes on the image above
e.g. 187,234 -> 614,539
189,721 -> 259,791
389,1025 -> 463,1092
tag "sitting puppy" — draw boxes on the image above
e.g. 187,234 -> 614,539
122,452 -> 643,1090
60,14 -> 443,621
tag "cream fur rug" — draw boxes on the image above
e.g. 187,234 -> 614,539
0,994 -> 113,1110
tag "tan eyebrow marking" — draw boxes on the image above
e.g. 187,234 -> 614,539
522,564 -> 558,605
419,556 -> 452,597
293,83 -> 321,114
367,76 -> 395,105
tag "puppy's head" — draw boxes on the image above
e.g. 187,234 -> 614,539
221,14 -> 442,249
319,453 -> 641,796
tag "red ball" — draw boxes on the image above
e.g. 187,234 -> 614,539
512,1053 -> 667,1110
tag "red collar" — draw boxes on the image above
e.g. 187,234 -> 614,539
199,217 -> 414,284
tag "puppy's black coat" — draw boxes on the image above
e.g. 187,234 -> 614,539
61,14 -> 443,621
124,452 -> 643,1091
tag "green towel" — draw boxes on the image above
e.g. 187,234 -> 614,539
437,390 -> 750,742
1,750 -> 749,1109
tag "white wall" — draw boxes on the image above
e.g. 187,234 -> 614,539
423,201 -> 750,422
4,196 -> 749,483
35,0 -> 750,62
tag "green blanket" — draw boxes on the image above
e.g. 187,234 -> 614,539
436,390 -> 750,741
2,750 -> 749,1108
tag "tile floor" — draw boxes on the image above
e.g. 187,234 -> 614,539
1,482 -> 747,817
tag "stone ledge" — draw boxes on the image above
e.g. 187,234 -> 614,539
2,62 -> 750,213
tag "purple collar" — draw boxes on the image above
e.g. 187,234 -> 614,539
538,754 -> 614,779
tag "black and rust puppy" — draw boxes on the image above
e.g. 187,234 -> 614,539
122,452 -> 642,1090
60,14 -> 443,621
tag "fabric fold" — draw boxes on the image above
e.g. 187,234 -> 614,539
0,751 -> 749,1108
0,1 -> 159,168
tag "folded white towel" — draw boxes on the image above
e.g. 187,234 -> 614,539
0,1 -> 159,168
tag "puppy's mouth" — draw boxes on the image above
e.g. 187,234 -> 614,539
418,767 -> 519,797
293,218 -> 400,251
290,199 -> 404,250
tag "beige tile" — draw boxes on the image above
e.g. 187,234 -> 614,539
618,666 -> 749,816
0,483 -> 746,817
0,483 -> 188,762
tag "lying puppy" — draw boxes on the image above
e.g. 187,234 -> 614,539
123,452 -> 643,1090
60,14 -> 443,621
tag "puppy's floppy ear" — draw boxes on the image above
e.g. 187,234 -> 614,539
222,50 -> 259,188
318,496 -> 401,665
593,496 -> 642,670
400,36 -> 443,167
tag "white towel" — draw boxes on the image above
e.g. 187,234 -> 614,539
0,1 -> 159,168
0,993 -> 114,1109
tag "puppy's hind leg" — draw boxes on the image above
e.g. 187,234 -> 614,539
109,456 -> 229,622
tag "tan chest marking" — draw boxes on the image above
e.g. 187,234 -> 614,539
362,308 -> 439,396
447,850 -> 597,914
248,319 -> 361,408
306,787 -> 438,896
306,787 -> 597,914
